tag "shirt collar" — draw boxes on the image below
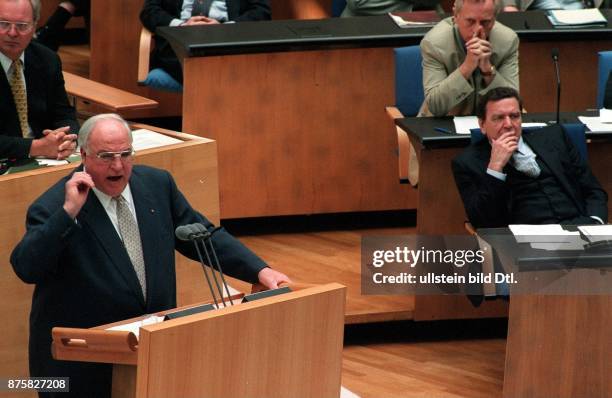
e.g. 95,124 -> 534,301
0,51 -> 25,75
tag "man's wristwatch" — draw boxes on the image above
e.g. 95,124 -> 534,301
481,65 -> 496,77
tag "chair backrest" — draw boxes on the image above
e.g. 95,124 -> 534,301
331,0 -> 347,17
394,45 -> 424,117
597,51 -> 612,108
469,123 -> 588,162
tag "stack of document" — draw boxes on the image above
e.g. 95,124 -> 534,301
547,9 -> 607,28
577,108 -> 612,132
509,224 -> 584,250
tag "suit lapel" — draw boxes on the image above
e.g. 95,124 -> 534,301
78,190 -> 147,308
523,129 -> 583,211
24,46 -> 39,122
129,172 -> 163,309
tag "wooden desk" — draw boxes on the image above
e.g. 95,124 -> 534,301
477,230 -> 612,398
159,13 -> 612,219
52,283 -> 345,398
0,128 -> 219,392
63,72 -> 158,113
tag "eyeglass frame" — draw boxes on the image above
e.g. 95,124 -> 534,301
93,148 -> 136,163
0,20 -> 34,34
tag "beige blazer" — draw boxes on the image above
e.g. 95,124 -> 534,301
418,17 -> 519,117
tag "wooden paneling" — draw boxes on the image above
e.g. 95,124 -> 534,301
183,48 -> 418,218
520,40 -> 612,113
0,132 -> 218,389
136,284 -> 345,397
90,0 -> 181,119
504,294 -> 612,397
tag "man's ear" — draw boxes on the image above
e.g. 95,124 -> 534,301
478,118 -> 486,134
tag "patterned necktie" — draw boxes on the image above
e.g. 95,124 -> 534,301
114,196 -> 147,299
512,150 -> 541,178
9,60 -> 29,138
192,0 -> 213,16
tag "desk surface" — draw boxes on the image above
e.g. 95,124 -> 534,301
396,112 -> 612,149
159,11 -> 612,58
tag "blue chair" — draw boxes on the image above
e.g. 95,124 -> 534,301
331,0 -> 347,17
596,51 -> 612,109
469,123 -> 587,162
138,27 -> 183,93
386,45 -> 424,186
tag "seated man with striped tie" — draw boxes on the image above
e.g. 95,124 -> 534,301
0,0 -> 78,161
452,87 -> 608,228
11,113 -> 291,398
140,0 -> 270,85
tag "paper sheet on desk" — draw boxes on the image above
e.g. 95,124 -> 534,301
578,109 -> 612,132
106,315 -> 164,338
578,225 -> 612,241
132,129 -> 183,151
509,224 -> 580,243
453,116 -> 478,135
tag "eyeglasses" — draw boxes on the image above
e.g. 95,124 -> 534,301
95,149 -> 135,163
0,21 -> 34,34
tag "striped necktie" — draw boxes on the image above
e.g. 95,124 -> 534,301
9,60 -> 29,138
114,195 -> 147,299
192,0 -> 213,16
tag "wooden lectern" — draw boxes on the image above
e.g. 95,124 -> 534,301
52,283 -> 346,398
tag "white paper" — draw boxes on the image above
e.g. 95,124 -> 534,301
106,315 -> 165,338
132,129 -> 183,151
37,159 -> 69,166
577,116 -> 612,133
509,224 -> 580,243
548,9 -> 606,25
599,108 -> 612,122
453,116 -> 479,135
522,123 -> 547,128
530,241 -> 585,251
578,225 -> 612,242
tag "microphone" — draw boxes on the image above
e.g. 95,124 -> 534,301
174,223 -> 234,307
551,48 -> 561,125
176,224 -> 220,307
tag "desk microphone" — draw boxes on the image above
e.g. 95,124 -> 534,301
552,48 -> 561,125
175,224 -> 234,307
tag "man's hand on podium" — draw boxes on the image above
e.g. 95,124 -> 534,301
253,267 -> 292,292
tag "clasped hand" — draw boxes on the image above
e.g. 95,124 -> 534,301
30,126 -> 77,160
464,28 -> 493,75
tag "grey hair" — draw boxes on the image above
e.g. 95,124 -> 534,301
29,0 -> 40,23
3,0 -> 40,22
78,113 -> 133,152
454,0 -> 502,15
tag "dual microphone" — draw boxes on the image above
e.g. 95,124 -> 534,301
175,223 -> 234,308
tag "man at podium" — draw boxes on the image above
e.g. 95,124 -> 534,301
11,113 -> 290,397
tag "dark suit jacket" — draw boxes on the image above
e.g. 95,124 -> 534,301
140,0 -> 270,82
452,125 -> 608,229
11,165 -> 267,397
0,42 -> 79,159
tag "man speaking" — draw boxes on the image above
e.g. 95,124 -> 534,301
11,113 -> 290,397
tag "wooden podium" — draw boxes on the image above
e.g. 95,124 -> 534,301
52,283 -> 346,398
